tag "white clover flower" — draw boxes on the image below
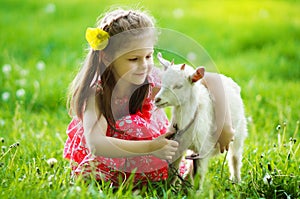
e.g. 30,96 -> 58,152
0,119 -> 5,126
20,69 -> 29,77
33,80 -> 40,91
2,64 -> 12,75
173,8 -> 184,19
16,89 -> 26,98
247,116 -> 253,123
45,3 -> 56,14
36,60 -> 46,71
47,174 -> 55,182
187,52 -> 197,62
16,79 -> 27,86
276,125 -> 281,131
75,186 -> 81,192
1,92 -> 10,101
263,173 -> 273,185
46,158 -> 58,167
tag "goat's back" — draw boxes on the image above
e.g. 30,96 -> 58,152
188,74 -> 247,157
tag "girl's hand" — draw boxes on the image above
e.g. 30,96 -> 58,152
217,127 -> 234,153
150,132 -> 179,160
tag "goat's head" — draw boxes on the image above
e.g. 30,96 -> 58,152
155,53 -> 205,108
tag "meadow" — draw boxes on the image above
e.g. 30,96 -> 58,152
0,0 -> 299,198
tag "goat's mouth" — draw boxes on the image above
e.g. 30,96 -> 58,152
155,102 -> 169,108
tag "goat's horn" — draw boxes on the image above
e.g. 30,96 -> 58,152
180,64 -> 186,70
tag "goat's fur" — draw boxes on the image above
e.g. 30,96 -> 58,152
154,53 -> 247,190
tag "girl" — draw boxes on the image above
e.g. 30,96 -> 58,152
64,7 -> 234,186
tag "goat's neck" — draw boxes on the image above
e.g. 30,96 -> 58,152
172,91 -> 199,130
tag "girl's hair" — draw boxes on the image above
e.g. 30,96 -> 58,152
67,8 -> 156,127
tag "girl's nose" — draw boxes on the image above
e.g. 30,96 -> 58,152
139,59 -> 148,69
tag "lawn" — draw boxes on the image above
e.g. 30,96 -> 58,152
0,0 -> 299,198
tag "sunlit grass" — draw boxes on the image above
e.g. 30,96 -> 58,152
0,0 -> 299,198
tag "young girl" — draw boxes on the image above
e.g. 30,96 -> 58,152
64,8 -> 234,186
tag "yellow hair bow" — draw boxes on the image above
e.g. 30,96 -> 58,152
85,27 -> 110,50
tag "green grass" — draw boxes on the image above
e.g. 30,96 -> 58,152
1,0 -> 299,198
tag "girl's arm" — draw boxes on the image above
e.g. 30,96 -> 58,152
202,72 -> 235,153
83,93 -> 178,160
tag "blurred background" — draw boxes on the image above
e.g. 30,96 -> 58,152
1,0 -> 299,114
1,0 -> 299,113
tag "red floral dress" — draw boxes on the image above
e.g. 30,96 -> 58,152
63,69 -> 191,186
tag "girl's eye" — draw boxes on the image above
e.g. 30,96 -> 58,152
146,55 -> 152,59
128,58 -> 138,61
173,84 -> 183,89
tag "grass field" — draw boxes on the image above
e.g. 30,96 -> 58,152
0,0 -> 299,198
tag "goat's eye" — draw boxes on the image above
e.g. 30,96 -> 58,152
173,84 -> 183,89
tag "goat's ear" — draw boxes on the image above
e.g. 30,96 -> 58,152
171,59 -> 174,66
180,64 -> 186,70
189,67 -> 205,83
157,52 -> 170,70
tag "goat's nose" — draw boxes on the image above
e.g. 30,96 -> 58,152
155,97 -> 161,103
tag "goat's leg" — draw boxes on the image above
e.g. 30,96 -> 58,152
227,139 -> 243,183
194,157 -> 209,190
168,157 -> 183,185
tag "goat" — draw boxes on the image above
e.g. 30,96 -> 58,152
154,53 -> 247,190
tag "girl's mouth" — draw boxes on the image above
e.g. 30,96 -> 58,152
134,72 -> 146,76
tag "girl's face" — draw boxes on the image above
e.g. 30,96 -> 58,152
111,40 -> 154,85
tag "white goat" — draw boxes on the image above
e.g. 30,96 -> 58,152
154,53 -> 247,190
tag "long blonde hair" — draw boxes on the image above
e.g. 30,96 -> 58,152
67,8 -> 156,125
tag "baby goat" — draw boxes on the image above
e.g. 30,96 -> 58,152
154,53 -> 247,190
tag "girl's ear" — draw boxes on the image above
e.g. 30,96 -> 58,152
100,51 -> 110,66
189,67 -> 205,83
